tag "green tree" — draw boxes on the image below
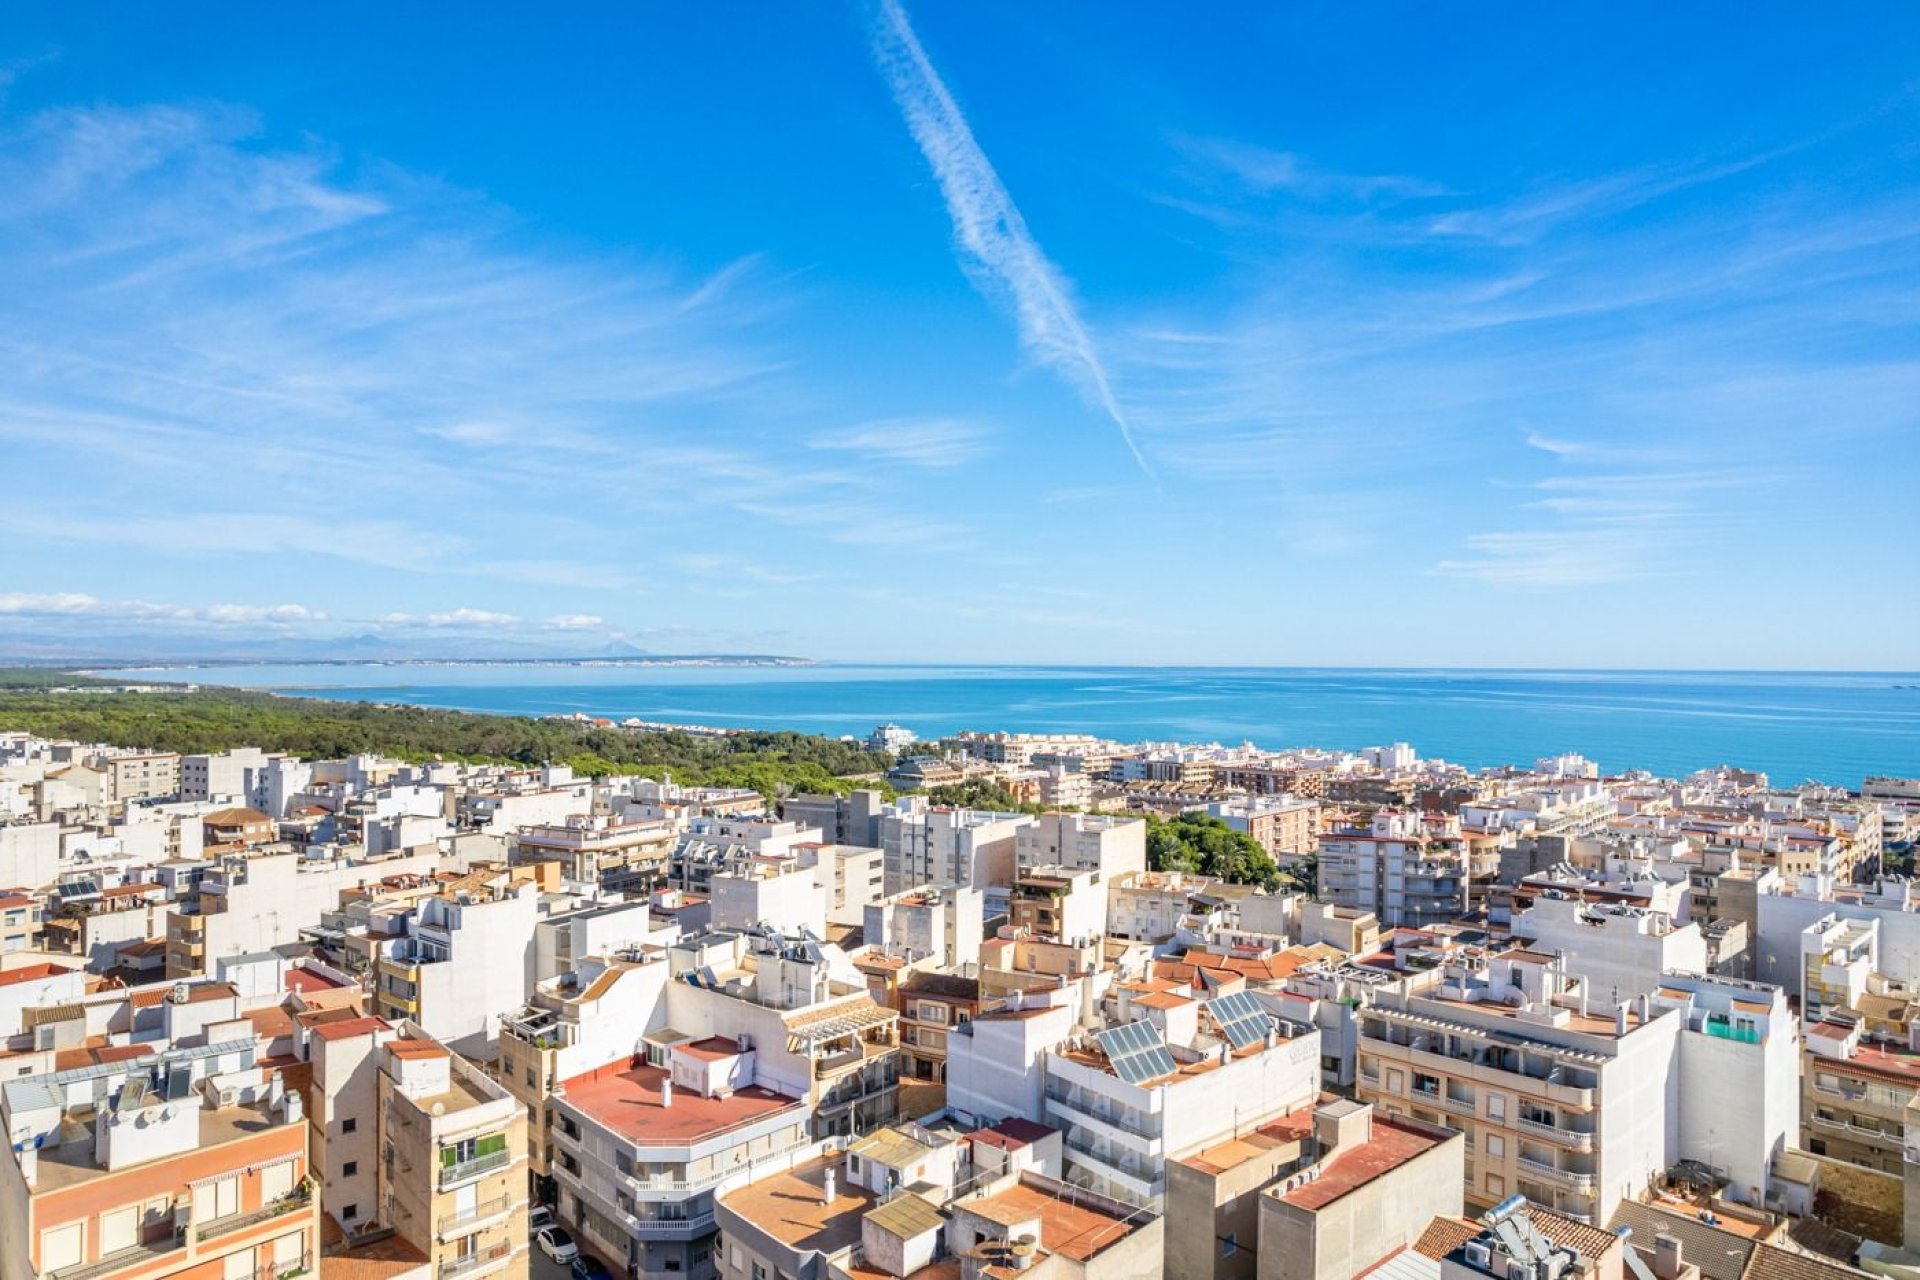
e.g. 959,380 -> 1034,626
1144,812 -> 1282,890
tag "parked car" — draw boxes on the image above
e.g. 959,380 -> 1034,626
536,1227 -> 579,1264
528,1205 -> 554,1234
570,1256 -> 612,1280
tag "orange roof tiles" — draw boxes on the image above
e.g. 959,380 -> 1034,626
959,1180 -> 1139,1261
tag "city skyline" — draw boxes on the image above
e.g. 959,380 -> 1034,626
3,5 -> 1918,667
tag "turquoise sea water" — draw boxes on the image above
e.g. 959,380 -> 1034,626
126,664 -> 1920,787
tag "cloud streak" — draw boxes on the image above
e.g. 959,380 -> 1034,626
869,0 -> 1154,480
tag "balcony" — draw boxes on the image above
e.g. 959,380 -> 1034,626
627,1210 -> 717,1240
1515,1117 -> 1595,1151
1043,1095 -> 1161,1157
1809,1113 -> 1902,1144
437,1195 -> 515,1238
200,1189 -> 312,1242
440,1148 -> 513,1189
439,1243 -> 515,1280
49,1239 -> 184,1280
1515,1155 -> 1596,1193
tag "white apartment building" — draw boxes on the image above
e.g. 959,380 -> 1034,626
1014,812 -> 1148,878
1512,897 -> 1709,1004
882,805 -> 1030,897
709,857 -> 828,938
373,873 -> 541,1056
1355,951 -> 1797,1225
861,885 -> 985,970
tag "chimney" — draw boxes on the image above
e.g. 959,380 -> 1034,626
660,1077 -> 673,1109
1653,1233 -> 1684,1280
823,1168 -> 837,1205
1616,1004 -> 1628,1036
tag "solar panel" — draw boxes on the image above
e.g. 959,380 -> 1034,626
1095,1020 -> 1176,1085
1208,990 -> 1273,1050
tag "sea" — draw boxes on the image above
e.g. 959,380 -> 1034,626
117,664 -> 1920,788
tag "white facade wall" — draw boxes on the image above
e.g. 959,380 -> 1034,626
1756,891 -> 1920,988
710,866 -> 828,939
0,824 -> 58,891
1514,898 -> 1710,1003
945,1001 -> 1075,1127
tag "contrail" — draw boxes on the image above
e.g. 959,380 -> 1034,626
870,0 -> 1155,480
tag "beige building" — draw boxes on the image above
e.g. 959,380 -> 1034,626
378,1033 -> 530,1280
1251,1103 -> 1463,1280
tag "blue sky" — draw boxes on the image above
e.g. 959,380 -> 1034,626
1,5 -> 1917,667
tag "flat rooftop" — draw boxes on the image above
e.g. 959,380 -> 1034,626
959,1178 -> 1144,1261
34,1102 -> 296,1192
1179,1103 -> 1317,1176
719,1154 -> 873,1254
1277,1116 -> 1449,1211
559,1061 -> 802,1146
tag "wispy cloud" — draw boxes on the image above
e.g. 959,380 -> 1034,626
0,593 -> 324,626
869,0 -> 1153,480
379,609 -> 521,629
1175,135 -> 1442,204
809,417 -> 990,468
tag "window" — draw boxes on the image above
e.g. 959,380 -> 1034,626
39,1223 -> 83,1274
342,1117 -> 357,1134
343,1162 -> 358,1178
1486,1093 -> 1506,1121
1221,1233 -> 1238,1258
343,1205 -> 358,1220
224,1247 -> 256,1280
1486,1174 -> 1505,1197
664,1263 -> 681,1273
526,1068 -> 536,1087
1385,1069 -> 1404,1093
1486,1136 -> 1504,1158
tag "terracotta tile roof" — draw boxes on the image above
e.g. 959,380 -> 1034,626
311,1016 -> 391,1042
1411,1216 -> 1479,1261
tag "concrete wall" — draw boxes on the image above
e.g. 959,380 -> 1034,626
1255,1129 -> 1463,1280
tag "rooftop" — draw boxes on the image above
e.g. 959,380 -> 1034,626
34,1100 -> 298,1192
558,1060 -> 803,1147
1178,1103 -> 1317,1177
957,1177 -> 1145,1262
719,1154 -> 874,1254
1276,1116 -> 1451,1210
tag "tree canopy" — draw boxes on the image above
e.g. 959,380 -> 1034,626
0,682 -> 893,801
1145,812 -> 1285,890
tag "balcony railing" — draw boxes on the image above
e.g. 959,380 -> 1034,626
627,1210 -> 717,1240
440,1148 -> 513,1188
200,1189 -> 312,1242
1515,1117 -> 1595,1151
49,1238 -> 184,1280
1515,1155 -> 1596,1193
437,1194 -> 514,1236
439,1242 -> 514,1280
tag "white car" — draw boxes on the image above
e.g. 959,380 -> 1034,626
528,1206 -> 554,1235
536,1227 -> 579,1265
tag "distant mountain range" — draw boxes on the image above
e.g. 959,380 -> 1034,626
0,631 -> 810,667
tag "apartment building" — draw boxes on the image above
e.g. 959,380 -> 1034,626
1010,869 -> 1105,945
497,950 -> 672,1186
512,817 -> 675,894
781,790 -> 887,849
1356,952 -> 1798,1224
371,872 -> 540,1056
1165,1099 -> 1462,1280
0,1040 -> 319,1280
1799,914 -> 1878,1022
93,753 -> 181,807
896,971 -> 981,1084
862,885 -> 984,971
548,1037 -> 813,1280
165,846 -> 443,980
1200,798 -> 1319,863
1040,1003 -> 1323,1209
1512,897 -> 1709,1004
1319,812 -> 1470,929
882,806 -> 1030,898
1251,1103 -> 1464,1280
1802,1016 -> 1919,1174
662,930 -> 902,1140
1105,872 -> 1220,944
1014,813 -> 1147,879
379,1035 -> 530,1280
